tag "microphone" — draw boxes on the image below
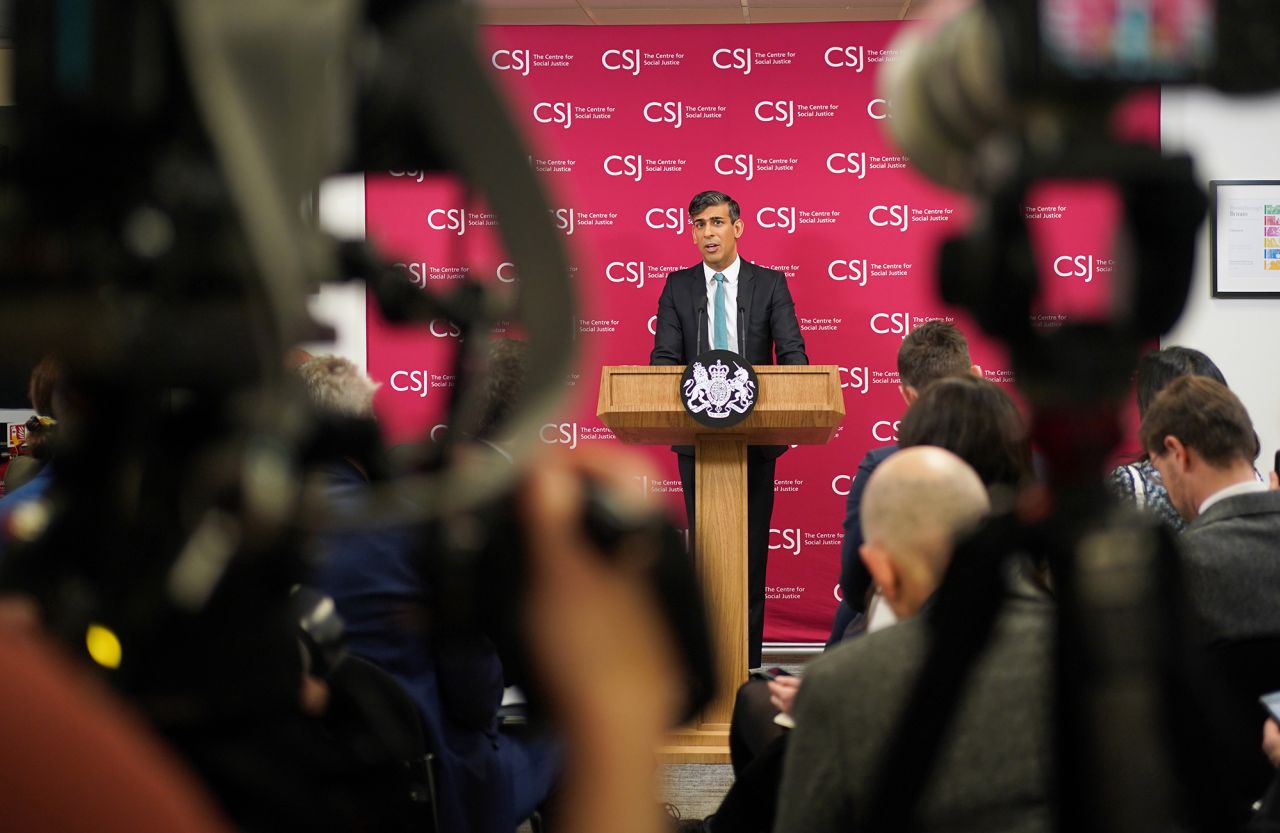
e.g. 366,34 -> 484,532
696,303 -> 705,355
738,305 -> 746,356
701,296 -> 711,355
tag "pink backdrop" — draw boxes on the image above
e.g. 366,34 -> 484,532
363,22 -> 1157,644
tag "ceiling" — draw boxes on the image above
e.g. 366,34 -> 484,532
477,0 -> 946,26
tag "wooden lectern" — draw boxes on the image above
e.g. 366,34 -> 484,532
597,365 -> 844,763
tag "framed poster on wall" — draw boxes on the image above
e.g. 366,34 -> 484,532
1211,180 -> 1280,297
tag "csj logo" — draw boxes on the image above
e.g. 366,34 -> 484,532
757,206 -> 796,234
646,207 -> 684,234
825,45 -> 865,71
712,48 -> 752,75
831,474 -> 855,497
541,422 -> 579,450
427,208 -> 466,236
826,152 -> 867,179
828,259 -> 869,286
491,49 -> 531,76
839,365 -> 870,395
496,261 -> 517,283
602,48 -> 641,75
429,319 -> 461,339
647,314 -> 658,335
389,169 -> 426,183
1054,255 -> 1094,283
533,101 -> 573,128
606,261 -> 647,290
604,154 -> 644,182
754,100 -> 793,128
644,101 -> 683,128
394,261 -> 429,288
867,98 -> 893,120
869,204 -> 909,232
769,528 -> 801,555
551,208 -> 575,236
714,153 -> 754,182
870,311 -> 912,335
389,370 -> 432,399
872,419 -> 901,443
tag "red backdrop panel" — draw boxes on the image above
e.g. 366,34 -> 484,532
363,22 -> 1159,644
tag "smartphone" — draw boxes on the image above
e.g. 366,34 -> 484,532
1260,689 -> 1280,723
749,667 -> 794,682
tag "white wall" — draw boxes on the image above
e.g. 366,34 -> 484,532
309,174 -> 368,369
1161,88 -> 1280,473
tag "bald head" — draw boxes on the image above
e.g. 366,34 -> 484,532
860,446 -> 989,617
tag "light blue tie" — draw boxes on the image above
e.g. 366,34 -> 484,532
713,273 -> 729,351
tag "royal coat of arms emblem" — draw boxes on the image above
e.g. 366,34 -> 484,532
680,350 -> 759,428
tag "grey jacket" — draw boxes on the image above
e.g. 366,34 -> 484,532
774,575 -> 1053,833
1182,490 -> 1280,641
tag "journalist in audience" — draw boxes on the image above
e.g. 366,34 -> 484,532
1140,374 -> 1280,818
897,374 -> 1033,495
775,446 -> 1054,833
297,355 -> 562,833
1111,346 -> 1228,531
831,321 -> 982,645
1139,374 -> 1276,640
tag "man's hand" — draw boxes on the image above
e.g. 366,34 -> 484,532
521,448 -> 681,731
768,675 -> 802,717
1263,718 -> 1280,768
520,448 -> 681,833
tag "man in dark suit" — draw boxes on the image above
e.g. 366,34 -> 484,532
1141,375 -> 1280,640
1141,373 -> 1280,819
829,321 -> 980,646
299,356 -> 560,833
650,190 -> 808,669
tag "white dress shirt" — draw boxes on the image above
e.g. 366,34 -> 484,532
702,256 -> 741,353
1197,478 -> 1269,517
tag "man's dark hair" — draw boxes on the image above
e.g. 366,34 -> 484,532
476,338 -> 528,441
688,190 -> 740,222
27,355 -> 63,418
1135,346 -> 1227,418
897,321 -> 971,391
1140,375 -> 1257,466
898,375 -> 1032,488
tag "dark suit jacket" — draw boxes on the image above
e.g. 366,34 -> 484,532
1181,489 -> 1280,640
650,259 -> 808,368
1180,490 -> 1280,819
313,461 -> 522,833
837,445 -> 899,613
650,259 -> 808,458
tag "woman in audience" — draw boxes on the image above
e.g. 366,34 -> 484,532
1108,346 -> 1227,531
860,375 -> 1033,632
897,375 -> 1033,492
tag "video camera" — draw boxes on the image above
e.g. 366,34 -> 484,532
0,0 -> 712,753
866,3 -> 1280,832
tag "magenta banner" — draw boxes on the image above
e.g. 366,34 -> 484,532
363,22 -> 1158,644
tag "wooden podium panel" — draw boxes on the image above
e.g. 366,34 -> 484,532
598,365 -> 843,446
598,365 -> 843,762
